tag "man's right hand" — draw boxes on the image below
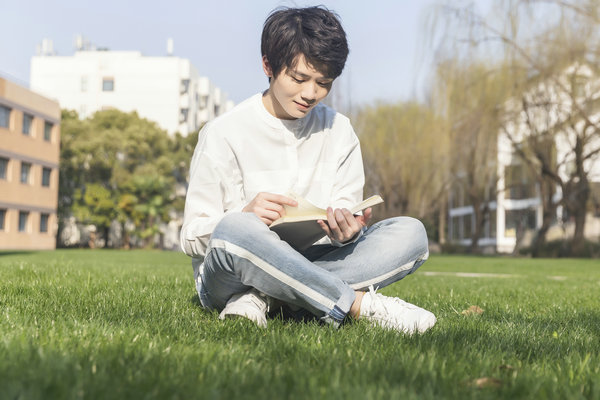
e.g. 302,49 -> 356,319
242,192 -> 298,226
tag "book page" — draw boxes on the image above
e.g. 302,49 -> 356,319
350,195 -> 384,214
272,193 -> 384,227
282,192 -> 326,218
270,193 -> 384,249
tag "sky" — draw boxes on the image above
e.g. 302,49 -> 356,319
0,0 -> 441,109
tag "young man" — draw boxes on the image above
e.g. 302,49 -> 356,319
180,6 -> 436,333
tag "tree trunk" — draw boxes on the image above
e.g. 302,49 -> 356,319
571,207 -> 587,256
531,225 -> 548,257
123,222 -> 130,250
569,138 -> 590,257
531,177 -> 556,257
570,178 -> 590,256
88,231 -> 96,249
512,211 -> 526,256
469,200 -> 483,254
439,194 -> 447,245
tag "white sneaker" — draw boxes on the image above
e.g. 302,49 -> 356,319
359,286 -> 436,334
219,288 -> 271,328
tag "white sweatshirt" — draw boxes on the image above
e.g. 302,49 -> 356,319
180,92 -> 365,260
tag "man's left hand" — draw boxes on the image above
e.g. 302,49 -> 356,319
317,207 -> 372,243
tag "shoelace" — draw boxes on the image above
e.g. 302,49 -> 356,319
248,291 -> 269,312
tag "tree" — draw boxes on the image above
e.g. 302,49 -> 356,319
57,109 -> 89,242
499,1 -> 600,256
431,0 -> 600,256
354,102 -> 449,239
504,61 -> 600,255
58,109 -> 186,248
433,60 -> 515,252
120,165 -> 175,248
72,183 -> 119,247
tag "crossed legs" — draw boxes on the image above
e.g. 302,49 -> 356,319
197,212 -> 430,326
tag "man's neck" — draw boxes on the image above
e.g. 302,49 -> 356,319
261,90 -> 297,121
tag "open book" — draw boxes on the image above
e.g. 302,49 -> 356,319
270,193 -> 384,250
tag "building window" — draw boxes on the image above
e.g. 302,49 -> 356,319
40,213 -> 49,233
0,157 -> 8,180
0,209 -> 5,230
482,209 -> 498,239
18,211 -> 29,232
0,105 -> 10,128
22,113 -> 34,135
102,78 -> 114,92
180,79 -> 190,94
505,207 -> 537,238
179,108 -> 189,123
450,184 -> 466,208
20,162 -> 31,184
44,122 -> 53,141
81,76 -> 88,92
488,209 -> 497,238
199,95 -> 208,109
463,213 -> 473,239
451,215 -> 462,241
42,167 -> 51,187
504,164 -> 536,200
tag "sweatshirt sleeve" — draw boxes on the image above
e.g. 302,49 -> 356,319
180,125 -> 244,258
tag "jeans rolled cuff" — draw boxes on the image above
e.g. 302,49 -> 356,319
328,304 -> 347,322
322,288 -> 355,327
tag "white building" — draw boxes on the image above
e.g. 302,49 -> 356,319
30,39 -> 234,136
448,64 -> 600,253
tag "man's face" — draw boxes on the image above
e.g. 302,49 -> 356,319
263,54 -> 334,120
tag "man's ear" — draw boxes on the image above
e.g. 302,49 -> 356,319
262,55 -> 273,78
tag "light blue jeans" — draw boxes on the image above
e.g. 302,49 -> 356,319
197,212 -> 429,325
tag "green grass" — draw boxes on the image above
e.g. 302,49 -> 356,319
1,250 -> 598,400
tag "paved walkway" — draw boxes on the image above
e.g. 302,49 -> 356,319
422,271 -> 567,280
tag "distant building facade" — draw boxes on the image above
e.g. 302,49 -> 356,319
30,42 -> 233,136
449,138 -> 600,254
447,65 -> 600,253
0,77 -> 60,250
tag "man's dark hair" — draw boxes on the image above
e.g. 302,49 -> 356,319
261,6 -> 349,81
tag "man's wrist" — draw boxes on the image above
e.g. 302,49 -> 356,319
342,231 -> 360,243
331,229 -> 363,247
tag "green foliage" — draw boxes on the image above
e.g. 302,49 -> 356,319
121,166 -> 175,246
169,131 -> 200,184
355,102 -> 448,226
58,109 -> 198,248
72,183 -> 118,231
0,251 -> 598,399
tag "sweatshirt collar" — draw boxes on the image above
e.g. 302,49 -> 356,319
255,92 -> 308,133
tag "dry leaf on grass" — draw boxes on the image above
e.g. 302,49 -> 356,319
472,377 -> 502,389
461,305 -> 484,315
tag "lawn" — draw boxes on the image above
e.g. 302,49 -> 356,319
0,250 -> 598,399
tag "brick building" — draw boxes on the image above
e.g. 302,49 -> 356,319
0,77 -> 60,250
